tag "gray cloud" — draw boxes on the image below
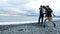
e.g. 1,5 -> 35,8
0,0 -> 39,16
7,0 -> 29,5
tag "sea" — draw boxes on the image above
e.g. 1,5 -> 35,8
0,15 -> 60,25
0,16 -> 38,22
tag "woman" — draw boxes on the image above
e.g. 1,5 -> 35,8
44,5 -> 56,27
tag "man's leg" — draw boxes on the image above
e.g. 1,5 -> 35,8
38,15 -> 41,24
40,16 -> 44,24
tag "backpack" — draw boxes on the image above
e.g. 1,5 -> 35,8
47,7 -> 52,13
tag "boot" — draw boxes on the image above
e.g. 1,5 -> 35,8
43,25 -> 46,28
38,21 -> 40,24
53,23 -> 56,27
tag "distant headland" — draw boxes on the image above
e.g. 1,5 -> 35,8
0,14 -> 20,16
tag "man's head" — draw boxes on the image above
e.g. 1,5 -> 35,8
39,5 -> 42,9
40,5 -> 46,8
40,5 -> 43,7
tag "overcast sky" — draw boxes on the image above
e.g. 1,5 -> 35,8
0,0 -> 60,16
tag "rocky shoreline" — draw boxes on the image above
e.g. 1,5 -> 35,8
0,20 -> 60,34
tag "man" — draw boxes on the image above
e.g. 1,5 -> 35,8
38,5 -> 44,24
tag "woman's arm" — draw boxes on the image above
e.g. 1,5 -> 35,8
51,12 -> 55,16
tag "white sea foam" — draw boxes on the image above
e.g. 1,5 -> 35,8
0,21 -> 38,25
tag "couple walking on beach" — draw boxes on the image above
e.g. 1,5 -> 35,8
38,5 -> 56,27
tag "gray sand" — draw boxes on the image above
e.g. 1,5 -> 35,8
0,20 -> 60,34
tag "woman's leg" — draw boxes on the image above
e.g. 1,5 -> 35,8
49,17 -> 56,27
42,18 -> 47,28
